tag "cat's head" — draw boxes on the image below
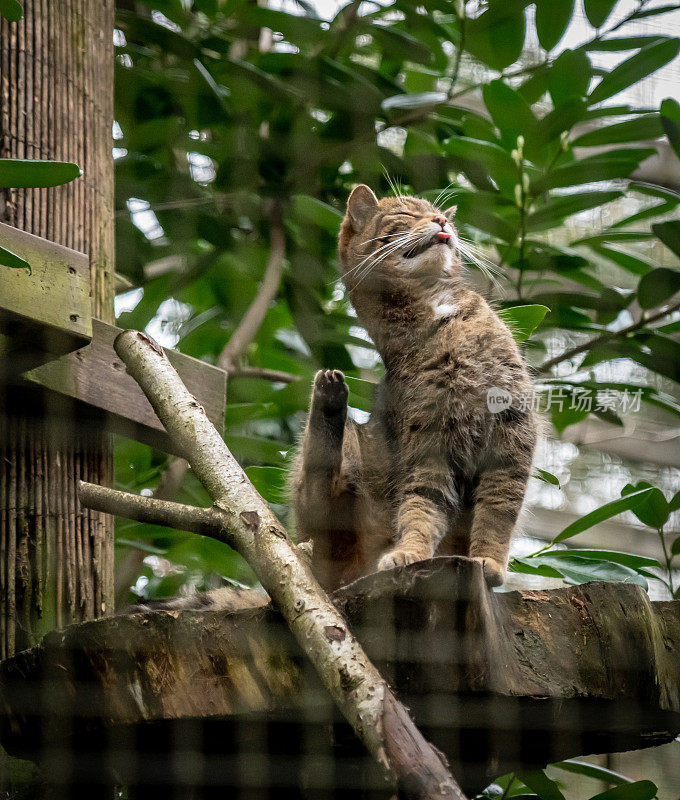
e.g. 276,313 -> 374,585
338,185 -> 459,288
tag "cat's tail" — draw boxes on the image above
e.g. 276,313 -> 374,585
130,585 -> 269,614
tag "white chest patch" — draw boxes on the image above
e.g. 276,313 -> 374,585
432,301 -> 458,318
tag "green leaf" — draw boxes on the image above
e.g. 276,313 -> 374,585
520,771 -> 566,800
367,25 -> 432,65
584,35 -> 674,52
549,49 -> 592,106
622,482 -> 670,529
592,245 -> 654,276
291,194 -> 342,234
584,0 -> 617,28
0,243 -> 30,272
443,136 -> 519,197
244,466 -> 287,504
344,376 -> 375,412
629,181 -> 680,204
515,554 -> 649,588
0,158 -> 81,188
637,267 -> 680,309
633,332 -> 680,384
526,190 -> 623,232
534,468 -> 560,486
382,91 -> 447,112
661,97 -> 680,160
466,2 -> 528,71
633,4 -> 680,21
652,220 -> 680,256
589,39 -> 680,105
587,781 -> 658,800
671,537 -> 680,556
552,759 -> 633,785
498,304 -> 549,342
536,0 -> 573,51
531,155 -> 642,194
483,80 -> 537,149
0,0 -> 22,21
573,230 -> 654,246
540,549 -> 660,571
572,115 -> 663,147
552,487 -> 655,543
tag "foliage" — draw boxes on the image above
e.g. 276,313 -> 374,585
510,481 -> 680,594
477,761 -> 657,800
110,0 -> 680,603
0,157 -> 81,272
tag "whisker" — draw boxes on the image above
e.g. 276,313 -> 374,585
434,182 -> 457,209
349,231 -> 422,287
339,233 -> 419,284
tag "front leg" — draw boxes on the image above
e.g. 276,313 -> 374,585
469,463 -> 530,587
378,467 -> 454,571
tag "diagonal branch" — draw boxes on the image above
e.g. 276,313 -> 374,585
153,212 -> 288,502
537,298 -> 680,375
95,328 -> 465,800
217,209 -> 286,372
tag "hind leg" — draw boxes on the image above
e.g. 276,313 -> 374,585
293,370 -> 362,589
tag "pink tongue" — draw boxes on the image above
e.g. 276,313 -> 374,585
436,231 -> 451,240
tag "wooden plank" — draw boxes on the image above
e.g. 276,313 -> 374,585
0,222 -> 92,371
20,319 -> 226,449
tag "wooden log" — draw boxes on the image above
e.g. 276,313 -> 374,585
15,319 -> 227,448
0,557 -> 678,794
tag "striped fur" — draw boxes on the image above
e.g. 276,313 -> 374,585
290,186 -> 538,590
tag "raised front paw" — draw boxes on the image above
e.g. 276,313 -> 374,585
377,548 -> 421,572
471,556 -> 505,588
313,369 -> 348,414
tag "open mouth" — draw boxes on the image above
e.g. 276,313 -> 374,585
403,232 -> 451,259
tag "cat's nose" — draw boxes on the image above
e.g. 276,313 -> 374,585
433,214 -> 447,229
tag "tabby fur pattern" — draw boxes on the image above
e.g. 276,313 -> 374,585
290,185 -> 537,591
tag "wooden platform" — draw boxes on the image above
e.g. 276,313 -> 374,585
1,557 -> 678,795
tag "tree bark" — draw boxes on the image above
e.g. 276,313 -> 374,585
107,328 -> 465,800
0,0 -> 115,656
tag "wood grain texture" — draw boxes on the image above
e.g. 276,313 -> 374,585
1,558 -> 678,794
0,222 -> 92,374
0,0 -> 115,656
22,319 -> 227,448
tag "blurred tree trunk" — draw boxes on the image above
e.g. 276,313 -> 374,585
0,0 -> 115,656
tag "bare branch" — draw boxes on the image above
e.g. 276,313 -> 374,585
538,298 -> 680,375
150,211 -> 288,503
79,482 -> 227,539
217,211 -> 286,372
227,364 -> 300,383
109,328 -> 465,800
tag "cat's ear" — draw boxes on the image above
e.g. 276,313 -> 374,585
347,184 -> 379,229
444,205 -> 457,221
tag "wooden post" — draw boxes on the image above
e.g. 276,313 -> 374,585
0,0 -> 115,655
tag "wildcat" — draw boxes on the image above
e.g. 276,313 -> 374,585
290,185 -> 537,591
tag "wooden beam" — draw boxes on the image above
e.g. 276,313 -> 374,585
15,319 -> 226,449
0,222 -> 92,375
1,557 -> 678,794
